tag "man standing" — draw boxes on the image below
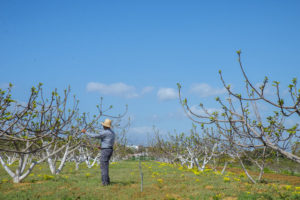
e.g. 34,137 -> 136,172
81,118 -> 115,186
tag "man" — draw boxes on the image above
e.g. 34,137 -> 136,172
81,118 -> 115,186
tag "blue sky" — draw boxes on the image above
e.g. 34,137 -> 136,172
1,1 -> 300,145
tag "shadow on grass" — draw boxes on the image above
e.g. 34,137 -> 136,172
110,180 -> 136,186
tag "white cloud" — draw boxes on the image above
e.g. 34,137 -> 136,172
285,117 -> 299,127
15,100 -> 27,107
254,101 -> 269,112
130,126 -> 168,137
141,86 -> 154,95
127,126 -> 158,146
86,82 -> 139,98
189,83 -> 226,97
190,105 -> 222,116
130,126 -> 153,134
157,88 -> 178,101
150,109 -> 186,122
86,82 -> 155,99
152,114 -> 159,121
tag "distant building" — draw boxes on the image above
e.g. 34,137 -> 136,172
126,145 -> 139,150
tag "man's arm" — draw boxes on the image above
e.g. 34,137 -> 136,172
81,129 -> 104,139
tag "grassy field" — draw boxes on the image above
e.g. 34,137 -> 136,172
1,160 -> 300,200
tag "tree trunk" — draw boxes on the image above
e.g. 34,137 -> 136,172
238,156 -> 256,184
221,162 -> 228,175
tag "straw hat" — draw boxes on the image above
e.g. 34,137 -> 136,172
101,118 -> 112,128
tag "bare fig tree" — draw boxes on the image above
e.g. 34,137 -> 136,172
177,51 -> 300,183
0,84 -> 80,182
44,97 -> 128,174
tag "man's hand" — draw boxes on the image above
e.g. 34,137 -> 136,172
81,129 -> 87,133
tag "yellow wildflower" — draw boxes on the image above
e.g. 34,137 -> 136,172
283,185 -> 292,190
157,178 -> 163,183
214,171 -> 222,175
223,177 -> 230,182
2,179 -> 8,183
43,174 -> 54,180
227,172 -> 235,176
271,184 -> 277,189
204,168 -> 212,172
152,172 -> 159,177
193,170 -> 200,175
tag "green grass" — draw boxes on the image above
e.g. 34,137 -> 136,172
1,161 -> 300,199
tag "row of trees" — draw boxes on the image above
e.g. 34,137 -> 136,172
178,51 -> 299,183
149,51 -> 299,184
149,126 -> 225,171
149,125 -> 292,183
1,52 -> 298,184
0,84 -> 128,183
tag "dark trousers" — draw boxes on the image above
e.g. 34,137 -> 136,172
100,148 -> 113,185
